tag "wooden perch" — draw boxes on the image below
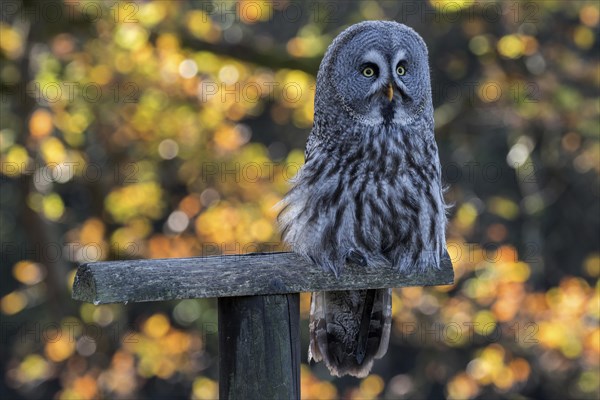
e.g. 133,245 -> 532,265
72,251 -> 454,399
218,294 -> 301,399
72,251 -> 454,304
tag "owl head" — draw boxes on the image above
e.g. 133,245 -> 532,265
315,21 -> 432,127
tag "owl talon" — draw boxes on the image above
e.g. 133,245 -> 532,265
347,250 -> 367,267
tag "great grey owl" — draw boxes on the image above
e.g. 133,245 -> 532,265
278,21 -> 449,377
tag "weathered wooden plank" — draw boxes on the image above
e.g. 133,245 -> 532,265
72,251 -> 454,304
218,294 -> 300,400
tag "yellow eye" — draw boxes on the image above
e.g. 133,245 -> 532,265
396,65 -> 406,76
362,67 -> 375,77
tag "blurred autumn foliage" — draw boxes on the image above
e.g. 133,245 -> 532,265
1,1 -> 599,399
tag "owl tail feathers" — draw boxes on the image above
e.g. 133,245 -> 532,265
308,289 -> 392,378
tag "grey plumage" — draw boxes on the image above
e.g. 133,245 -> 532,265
278,21 -> 448,377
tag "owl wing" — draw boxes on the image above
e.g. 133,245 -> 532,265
304,128 -> 320,161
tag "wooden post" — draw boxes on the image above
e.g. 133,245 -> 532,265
72,251 -> 453,399
218,294 -> 300,400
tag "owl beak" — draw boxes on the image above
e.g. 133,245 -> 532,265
385,83 -> 394,102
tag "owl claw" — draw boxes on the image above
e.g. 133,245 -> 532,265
308,255 -> 342,278
331,266 -> 340,279
347,250 -> 367,267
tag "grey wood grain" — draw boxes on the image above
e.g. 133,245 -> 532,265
218,294 -> 300,399
72,251 -> 454,304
